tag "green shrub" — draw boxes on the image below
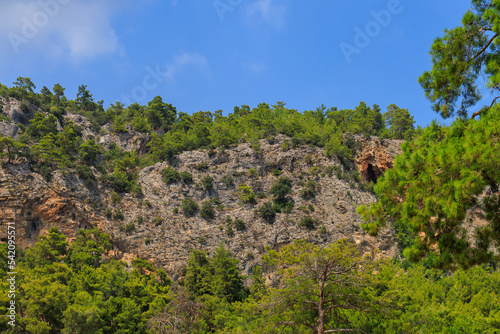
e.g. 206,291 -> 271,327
300,180 -> 316,199
111,191 -> 121,203
248,168 -> 258,178
270,177 -> 292,200
226,224 -> 234,237
309,166 -> 319,175
256,202 -> 276,223
137,216 -> 144,224
298,205 -> 309,213
282,201 -> 294,214
76,165 -> 94,182
238,185 -> 257,204
113,209 -> 124,221
200,200 -> 215,220
173,208 -> 179,214
161,167 -> 180,184
233,219 -> 246,231
221,175 -> 234,186
153,216 -> 163,226
105,208 -> 112,218
281,139 -> 290,151
180,171 -> 193,184
181,198 -> 199,217
299,216 -> 317,230
201,175 -> 214,191
318,225 -> 327,235
304,153 -> 313,165
272,168 -> 282,176
195,162 -> 209,171
124,223 -> 135,232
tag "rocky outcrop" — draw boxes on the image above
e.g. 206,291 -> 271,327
354,135 -> 403,184
0,163 -> 106,248
62,114 -> 151,155
0,134 -> 400,279
0,97 -> 36,126
97,124 -> 150,155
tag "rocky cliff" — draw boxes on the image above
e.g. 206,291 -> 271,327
0,100 -> 402,278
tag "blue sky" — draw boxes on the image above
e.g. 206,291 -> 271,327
0,0 -> 483,127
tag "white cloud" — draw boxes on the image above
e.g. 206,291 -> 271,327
164,51 -> 209,83
241,61 -> 267,73
0,0 -> 126,63
244,0 -> 286,28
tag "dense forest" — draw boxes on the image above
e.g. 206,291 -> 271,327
1,0 -> 500,332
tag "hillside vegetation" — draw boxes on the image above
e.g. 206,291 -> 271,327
2,0 -> 500,332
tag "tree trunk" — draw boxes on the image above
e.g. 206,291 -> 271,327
318,306 -> 325,334
318,290 -> 325,334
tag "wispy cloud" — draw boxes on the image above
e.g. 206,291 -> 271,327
165,52 -> 209,84
241,61 -> 267,74
244,0 -> 287,28
0,0 -> 129,63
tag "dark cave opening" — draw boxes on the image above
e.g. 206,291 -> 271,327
366,164 -> 377,183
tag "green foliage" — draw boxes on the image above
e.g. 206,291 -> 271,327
78,139 -> 101,165
184,244 -> 248,303
113,209 -> 124,221
383,104 -> 416,140
200,200 -> 215,220
221,175 -> 234,187
76,84 -> 95,111
269,176 -> 292,200
369,263 -> 500,333
271,168 -> 282,176
359,111 -> 500,269
180,171 -> 193,184
233,219 -> 246,231
195,162 -> 209,171
248,168 -> 258,178
300,180 -> 316,199
104,208 -> 112,218
238,185 -> 257,204
201,175 -> 214,191
298,216 -> 317,230
0,227 -> 170,333
0,136 -> 27,163
182,197 -> 199,217
153,216 -> 163,226
111,191 -> 121,203
256,202 -> 276,223
260,239 -> 387,333
304,153 -> 313,165
75,164 -> 95,182
26,112 -> 58,139
145,95 -> 176,130
418,1 -> 500,119
123,222 -> 135,232
67,228 -> 112,269
161,166 -> 180,184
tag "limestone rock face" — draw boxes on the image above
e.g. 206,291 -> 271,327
355,135 -> 403,183
0,133 -> 400,279
0,97 -> 36,126
0,163 -> 107,248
